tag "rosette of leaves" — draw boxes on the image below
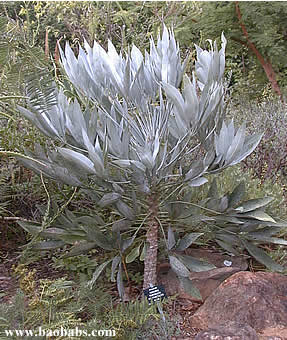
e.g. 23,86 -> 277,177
14,26 -> 263,297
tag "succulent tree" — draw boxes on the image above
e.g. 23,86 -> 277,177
16,27 -> 265,292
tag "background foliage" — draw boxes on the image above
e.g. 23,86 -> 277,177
3,1 -> 287,99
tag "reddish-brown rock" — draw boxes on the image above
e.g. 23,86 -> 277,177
195,321 -> 258,340
190,271 -> 287,335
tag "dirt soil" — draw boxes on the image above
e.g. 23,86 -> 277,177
0,221 -> 71,302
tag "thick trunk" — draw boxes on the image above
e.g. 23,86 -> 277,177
235,2 -> 283,100
143,194 -> 159,290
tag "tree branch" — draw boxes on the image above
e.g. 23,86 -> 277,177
235,1 -> 283,99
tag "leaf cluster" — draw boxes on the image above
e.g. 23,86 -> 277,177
15,29 -> 261,212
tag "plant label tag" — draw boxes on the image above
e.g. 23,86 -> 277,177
143,285 -> 167,304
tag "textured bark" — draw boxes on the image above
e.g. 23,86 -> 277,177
235,2 -> 283,100
45,29 -> 49,57
143,194 -> 159,290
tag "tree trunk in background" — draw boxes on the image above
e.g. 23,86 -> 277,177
143,194 -> 159,290
235,1 -> 283,100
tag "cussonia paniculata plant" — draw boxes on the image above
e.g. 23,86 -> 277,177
16,27 -> 284,297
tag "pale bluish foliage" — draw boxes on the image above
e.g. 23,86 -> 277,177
17,28 -> 261,195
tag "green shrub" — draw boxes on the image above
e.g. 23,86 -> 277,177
52,253 -> 98,280
0,267 -> 81,338
0,267 -> 170,340
226,98 -> 287,189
